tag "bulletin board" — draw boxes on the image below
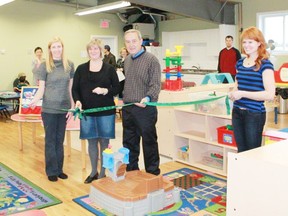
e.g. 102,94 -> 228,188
19,86 -> 42,117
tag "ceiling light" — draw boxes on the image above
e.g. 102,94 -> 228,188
0,0 -> 14,6
75,1 -> 131,16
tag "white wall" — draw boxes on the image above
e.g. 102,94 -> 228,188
0,1 -> 125,91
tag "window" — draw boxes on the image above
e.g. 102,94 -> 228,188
258,11 -> 288,53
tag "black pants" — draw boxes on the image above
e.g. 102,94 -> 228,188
122,105 -> 160,175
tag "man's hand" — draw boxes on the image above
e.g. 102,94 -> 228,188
135,97 -> 149,108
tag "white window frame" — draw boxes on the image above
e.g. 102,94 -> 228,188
257,10 -> 288,54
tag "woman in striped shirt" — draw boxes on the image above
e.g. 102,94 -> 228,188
229,26 -> 275,152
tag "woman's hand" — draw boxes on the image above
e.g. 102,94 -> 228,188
75,100 -> 82,110
229,91 -> 243,101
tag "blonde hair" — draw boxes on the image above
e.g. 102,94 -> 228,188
46,37 -> 71,73
119,47 -> 129,56
240,26 -> 269,71
86,38 -> 104,58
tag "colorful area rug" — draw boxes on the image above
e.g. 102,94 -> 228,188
73,168 -> 227,215
0,162 -> 61,215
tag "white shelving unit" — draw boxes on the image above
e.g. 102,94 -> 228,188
173,107 -> 237,176
227,141 -> 288,215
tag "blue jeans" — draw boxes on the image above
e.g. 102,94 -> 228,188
42,112 -> 67,176
232,107 -> 266,153
80,115 -> 115,139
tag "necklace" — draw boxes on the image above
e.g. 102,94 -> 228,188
245,57 -> 256,66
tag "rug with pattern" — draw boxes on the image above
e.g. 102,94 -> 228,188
73,168 -> 227,215
0,162 -> 61,215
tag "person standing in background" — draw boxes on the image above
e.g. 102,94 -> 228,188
218,35 -> 241,82
72,39 -> 120,184
103,45 -> 116,68
229,27 -> 275,153
32,47 -> 45,85
116,47 -> 129,98
122,29 -> 161,175
30,37 -> 75,182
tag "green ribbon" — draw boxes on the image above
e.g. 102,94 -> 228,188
69,95 -> 230,120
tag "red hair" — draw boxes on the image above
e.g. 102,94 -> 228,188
240,26 -> 269,71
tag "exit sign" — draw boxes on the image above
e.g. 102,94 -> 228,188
100,19 -> 110,29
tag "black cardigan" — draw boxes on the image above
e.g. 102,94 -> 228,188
72,61 -> 120,116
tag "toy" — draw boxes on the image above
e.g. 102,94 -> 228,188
88,147 -> 181,216
102,147 -> 129,182
89,170 -> 180,216
163,45 -> 184,91
275,63 -> 288,83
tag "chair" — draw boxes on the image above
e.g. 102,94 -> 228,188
0,104 -> 10,118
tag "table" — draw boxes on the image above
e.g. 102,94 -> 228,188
65,118 -> 87,169
11,114 -> 42,151
0,91 -> 20,112
11,114 -> 87,169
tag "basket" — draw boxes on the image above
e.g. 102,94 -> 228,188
201,151 -> 223,170
217,126 -> 237,147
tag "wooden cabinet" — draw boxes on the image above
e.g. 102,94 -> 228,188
173,107 -> 237,176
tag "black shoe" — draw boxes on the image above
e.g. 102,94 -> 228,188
58,173 -> 68,179
48,175 -> 58,182
84,173 -> 98,184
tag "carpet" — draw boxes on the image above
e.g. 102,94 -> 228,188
73,168 -> 227,215
0,162 -> 61,215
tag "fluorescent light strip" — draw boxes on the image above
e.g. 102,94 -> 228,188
0,0 -> 14,6
75,1 -> 131,16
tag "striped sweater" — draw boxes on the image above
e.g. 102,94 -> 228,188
123,51 -> 161,103
234,58 -> 274,112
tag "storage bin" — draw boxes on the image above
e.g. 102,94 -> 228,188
217,126 -> 237,147
188,91 -> 232,115
177,146 -> 189,162
201,151 -> 223,170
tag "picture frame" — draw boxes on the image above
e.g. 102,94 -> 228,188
19,86 -> 42,117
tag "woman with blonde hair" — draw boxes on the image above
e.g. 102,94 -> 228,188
72,38 -> 120,183
30,37 -> 75,182
229,26 -> 275,152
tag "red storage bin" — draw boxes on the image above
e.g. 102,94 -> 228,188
217,126 -> 237,147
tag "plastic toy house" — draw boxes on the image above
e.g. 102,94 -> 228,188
102,147 -> 129,182
89,171 -> 180,216
88,147 -> 181,216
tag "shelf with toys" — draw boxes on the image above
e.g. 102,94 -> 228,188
173,97 -> 237,176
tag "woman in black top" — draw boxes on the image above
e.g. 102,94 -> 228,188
72,39 -> 120,183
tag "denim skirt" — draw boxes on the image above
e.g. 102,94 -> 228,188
80,114 -> 115,139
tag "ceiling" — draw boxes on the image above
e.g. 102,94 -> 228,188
26,0 -> 239,25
